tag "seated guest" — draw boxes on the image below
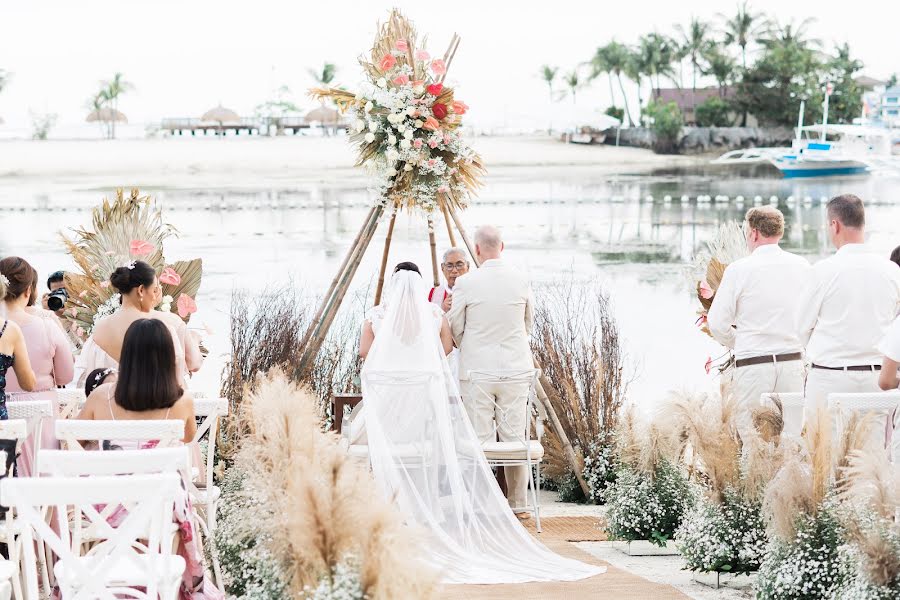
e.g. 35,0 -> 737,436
84,367 -> 117,397
879,316 -> 900,391
430,247 -> 469,313
77,318 -> 196,444
1,257 -> 74,475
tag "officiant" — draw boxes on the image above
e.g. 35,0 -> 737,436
430,247 -> 469,313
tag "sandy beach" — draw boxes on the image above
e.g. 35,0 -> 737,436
0,135 -> 700,193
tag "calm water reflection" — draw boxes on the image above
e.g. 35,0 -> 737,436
2,167 -> 899,404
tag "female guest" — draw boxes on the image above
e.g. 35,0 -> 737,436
77,260 -> 202,386
76,319 -> 220,598
0,273 -> 36,476
1,257 -> 73,475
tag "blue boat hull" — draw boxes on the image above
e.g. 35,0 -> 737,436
780,165 -> 869,178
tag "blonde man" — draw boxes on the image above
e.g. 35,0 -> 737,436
708,206 -> 812,438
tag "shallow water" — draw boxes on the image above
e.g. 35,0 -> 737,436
2,164 -> 899,406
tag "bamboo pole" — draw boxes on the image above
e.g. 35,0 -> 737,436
447,204 -> 480,267
441,202 -> 457,246
428,217 -> 439,287
373,209 -> 397,306
297,205 -> 384,375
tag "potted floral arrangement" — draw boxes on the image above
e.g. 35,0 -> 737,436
605,405 -> 694,555
671,389 -> 780,589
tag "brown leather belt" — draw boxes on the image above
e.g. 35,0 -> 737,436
734,352 -> 802,368
811,363 -> 882,372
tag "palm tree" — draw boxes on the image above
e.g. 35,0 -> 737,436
675,17 -> 712,94
86,92 -> 110,138
587,46 -> 617,110
758,17 -> 820,51
308,62 -> 338,88
590,42 -> 635,127
702,47 -> 737,97
640,33 -> 677,94
719,1 -> 766,71
563,69 -> 582,103
539,65 -> 560,102
99,72 -> 133,139
625,47 -> 653,126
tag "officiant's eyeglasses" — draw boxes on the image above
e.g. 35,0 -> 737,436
442,261 -> 467,271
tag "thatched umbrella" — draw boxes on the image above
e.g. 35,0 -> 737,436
86,107 -> 128,124
304,106 -> 340,124
201,105 -> 239,125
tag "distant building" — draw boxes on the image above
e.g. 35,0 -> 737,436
881,86 -> 900,127
651,87 -> 754,127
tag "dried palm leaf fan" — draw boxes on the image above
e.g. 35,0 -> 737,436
60,188 -> 203,342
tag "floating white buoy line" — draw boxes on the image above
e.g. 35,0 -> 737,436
786,196 -> 796,206
753,195 -> 763,205
680,194 -> 689,203
769,196 -> 779,205
645,195 -> 654,202
714,195 -> 729,203
802,196 -> 813,207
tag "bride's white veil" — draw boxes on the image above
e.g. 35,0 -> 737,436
361,269 -> 603,584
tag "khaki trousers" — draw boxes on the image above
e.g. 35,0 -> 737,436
803,367 -> 882,428
730,359 -> 804,440
459,379 -> 529,511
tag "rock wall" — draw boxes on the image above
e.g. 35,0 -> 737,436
608,126 -> 795,154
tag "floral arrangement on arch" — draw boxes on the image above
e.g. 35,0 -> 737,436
690,220 -> 748,375
310,9 -> 485,215
60,188 -> 202,342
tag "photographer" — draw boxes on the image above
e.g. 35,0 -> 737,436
42,270 -> 68,317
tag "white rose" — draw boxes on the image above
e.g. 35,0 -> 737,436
413,85 -> 424,95
364,132 -> 376,143
406,106 -> 416,116
386,149 -> 399,162
414,119 -> 424,128
377,78 -> 387,88
355,119 -> 365,132
399,139 -> 411,150
387,134 -> 397,145
365,101 -> 373,113
403,129 -> 414,139
162,295 -> 173,304
404,164 -> 413,171
397,124 -> 406,133
386,168 -> 397,176
387,113 -> 400,124
368,121 -> 379,133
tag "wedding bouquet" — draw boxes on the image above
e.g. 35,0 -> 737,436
310,9 -> 485,215
690,220 -> 748,374
60,189 -> 202,342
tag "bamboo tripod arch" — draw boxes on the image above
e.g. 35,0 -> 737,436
295,201 -> 590,497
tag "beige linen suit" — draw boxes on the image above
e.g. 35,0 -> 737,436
448,258 -> 534,510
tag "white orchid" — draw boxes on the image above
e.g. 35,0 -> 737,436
376,78 -> 387,88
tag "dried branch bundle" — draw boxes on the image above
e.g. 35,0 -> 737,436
690,220 -> 749,337
235,369 -> 437,598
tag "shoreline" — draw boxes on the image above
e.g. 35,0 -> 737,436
0,135 -> 704,194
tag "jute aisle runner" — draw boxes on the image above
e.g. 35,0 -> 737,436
438,517 -> 689,599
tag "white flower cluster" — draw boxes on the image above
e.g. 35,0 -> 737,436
304,555 -> 365,600
606,460 -> 695,545
583,441 -> 616,504
88,293 -> 122,336
157,294 -> 174,313
675,488 -> 768,574
828,509 -> 900,599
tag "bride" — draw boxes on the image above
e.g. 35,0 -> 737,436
356,262 -> 604,584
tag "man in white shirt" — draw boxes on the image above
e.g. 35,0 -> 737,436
708,206 -> 812,437
798,194 -> 900,421
429,247 -> 469,313
878,316 -> 900,391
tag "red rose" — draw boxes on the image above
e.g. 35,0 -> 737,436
426,83 -> 443,96
432,103 -> 448,120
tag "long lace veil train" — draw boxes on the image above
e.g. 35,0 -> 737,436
360,270 -> 604,584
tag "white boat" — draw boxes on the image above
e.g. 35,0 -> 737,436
713,124 -> 895,178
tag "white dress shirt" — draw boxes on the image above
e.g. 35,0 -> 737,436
708,244 -> 812,360
878,316 -> 900,363
799,244 -> 900,366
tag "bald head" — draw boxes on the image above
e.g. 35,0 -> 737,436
474,225 -> 504,261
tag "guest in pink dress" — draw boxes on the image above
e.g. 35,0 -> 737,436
1,257 -> 75,476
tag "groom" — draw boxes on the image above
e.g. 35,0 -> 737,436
448,225 -> 534,519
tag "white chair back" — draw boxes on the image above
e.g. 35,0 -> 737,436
0,420 -> 27,477
466,369 -> 541,450
7,400 -> 53,475
39,447 -> 191,478
55,419 -> 185,451
1,473 -> 185,600
56,388 -> 87,420
827,391 -> 900,459
192,398 -> 228,486
761,392 -> 805,439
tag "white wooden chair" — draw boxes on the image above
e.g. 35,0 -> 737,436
760,392 -> 805,440
827,391 -> 900,461
55,420 -> 185,452
466,369 -> 544,532
1,473 -> 185,600
0,422 -> 30,600
6,401 -> 53,477
56,389 -> 86,421
0,451 -> 13,600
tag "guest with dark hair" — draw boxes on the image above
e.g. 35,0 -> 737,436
77,319 -> 196,443
891,245 -> 900,269
0,257 -> 74,475
41,270 -> 67,316
394,261 -> 422,275
84,367 -> 117,398
76,260 -> 202,386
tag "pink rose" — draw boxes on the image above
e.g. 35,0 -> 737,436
443,134 -> 452,144
177,293 -> 197,318
395,39 -> 409,52
100,280 -> 110,289
160,267 -> 182,286
428,139 -> 438,148
699,280 -> 714,300
430,59 -> 446,76
413,139 -> 423,149
423,117 -> 440,131
451,100 -> 468,115
393,74 -> 410,86
704,356 -> 713,375
415,50 -> 430,62
129,239 -> 155,256
426,83 -> 444,96
380,53 -> 396,71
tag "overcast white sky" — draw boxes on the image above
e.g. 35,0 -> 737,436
1,0 -> 898,131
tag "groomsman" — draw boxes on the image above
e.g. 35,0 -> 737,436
798,194 -> 900,421
429,247 -> 469,313
708,206 -> 812,438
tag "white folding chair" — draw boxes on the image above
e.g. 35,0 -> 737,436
56,389 -> 86,421
827,391 -> 900,461
189,398 -> 229,589
6,401 -> 53,477
760,392 -> 805,440
55,420 -> 185,452
1,473 -> 185,600
0,451 -> 12,600
466,369 -> 544,532
0,422 -> 29,600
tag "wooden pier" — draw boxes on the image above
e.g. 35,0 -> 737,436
160,116 -> 346,136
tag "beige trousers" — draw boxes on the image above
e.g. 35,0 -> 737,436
803,367 -> 882,428
730,359 -> 804,440
459,379 -> 530,511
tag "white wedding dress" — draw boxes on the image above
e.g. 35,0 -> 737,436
359,271 -> 604,584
